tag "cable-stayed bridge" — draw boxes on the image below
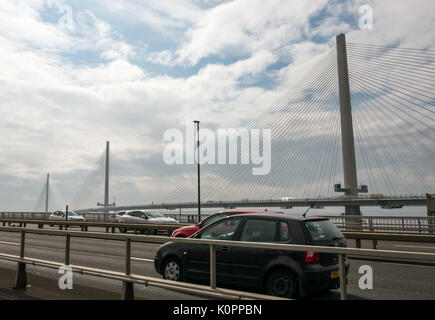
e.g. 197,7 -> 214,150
34,34 -> 435,214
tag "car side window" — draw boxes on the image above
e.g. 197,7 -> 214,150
278,221 -> 291,242
240,219 -> 276,243
131,211 -> 142,217
200,218 -> 242,240
201,213 -> 225,228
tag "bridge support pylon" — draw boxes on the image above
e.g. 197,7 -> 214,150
336,34 -> 361,217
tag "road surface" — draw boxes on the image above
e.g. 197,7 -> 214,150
0,229 -> 434,300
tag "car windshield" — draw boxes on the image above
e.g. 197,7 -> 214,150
303,219 -> 343,242
65,211 -> 77,216
145,211 -> 165,218
201,213 -> 227,227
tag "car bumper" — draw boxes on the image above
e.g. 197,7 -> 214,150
300,263 -> 350,296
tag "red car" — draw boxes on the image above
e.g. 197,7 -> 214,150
171,210 -> 280,238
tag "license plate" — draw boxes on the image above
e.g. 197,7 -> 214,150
330,270 -> 340,279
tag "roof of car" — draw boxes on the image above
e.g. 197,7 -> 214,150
226,213 -> 329,222
214,209 -> 282,215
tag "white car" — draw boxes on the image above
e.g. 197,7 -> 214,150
117,210 -> 179,234
115,211 -> 126,222
49,210 -> 86,222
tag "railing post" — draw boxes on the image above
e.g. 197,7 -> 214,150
65,234 -> 71,266
338,254 -> 347,300
210,245 -> 216,289
122,238 -> 134,300
14,230 -> 27,289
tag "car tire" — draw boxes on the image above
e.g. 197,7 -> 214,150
149,229 -> 156,235
119,227 -> 127,233
266,269 -> 298,299
162,258 -> 183,281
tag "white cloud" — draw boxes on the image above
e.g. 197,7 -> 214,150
0,0 -> 433,210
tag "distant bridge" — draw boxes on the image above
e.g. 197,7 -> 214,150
77,196 -> 426,212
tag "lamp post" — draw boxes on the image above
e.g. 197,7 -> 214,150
193,120 -> 201,221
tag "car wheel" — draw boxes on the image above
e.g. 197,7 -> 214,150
162,258 -> 183,281
266,269 -> 298,299
140,229 -> 150,235
119,227 -> 127,233
149,229 -> 156,235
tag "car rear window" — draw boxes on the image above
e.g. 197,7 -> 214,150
302,219 -> 343,242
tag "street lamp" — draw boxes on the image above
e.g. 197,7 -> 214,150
193,120 -> 201,221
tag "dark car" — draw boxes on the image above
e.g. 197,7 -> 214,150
154,213 -> 350,298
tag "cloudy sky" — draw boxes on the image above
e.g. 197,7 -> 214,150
0,0 -> 434,211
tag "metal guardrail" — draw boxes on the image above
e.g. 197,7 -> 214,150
3,218 -> 435,253
0,218 -> 188,234
325,215 -> 435,234
164,214 -> 435,234
1,226 -> 435,300
2,212 -> 435,234
0,212 -> 116,222
343,231 -> 435,250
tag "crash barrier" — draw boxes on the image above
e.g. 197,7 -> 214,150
2,217 -> 435,253
325,215 -> 435,234
0,218 -> 189,234
2,212 -> 435,234
1,227 -> 435,300
1,218 -> 435,251
343,231 -> 435,250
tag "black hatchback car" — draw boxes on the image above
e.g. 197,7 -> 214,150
154,213 -> 350,298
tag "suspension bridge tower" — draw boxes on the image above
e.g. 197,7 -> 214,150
335,34 -> 368,215
97,141 -> 116,210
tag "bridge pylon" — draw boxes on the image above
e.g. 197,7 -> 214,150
336,33 -> 365,216
97,141 -> 116,211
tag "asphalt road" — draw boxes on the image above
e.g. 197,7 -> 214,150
0,229 -> 434,300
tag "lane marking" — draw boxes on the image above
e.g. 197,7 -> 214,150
131,257 -> 154,263
393,244 -> 435,250
0,241 -> 19,246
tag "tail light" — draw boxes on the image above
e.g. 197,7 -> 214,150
305,251 -> 320,263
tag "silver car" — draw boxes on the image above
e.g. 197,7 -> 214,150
118,210 -> 179,234
48,210 -> 86,223
115,211 -> 126,222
